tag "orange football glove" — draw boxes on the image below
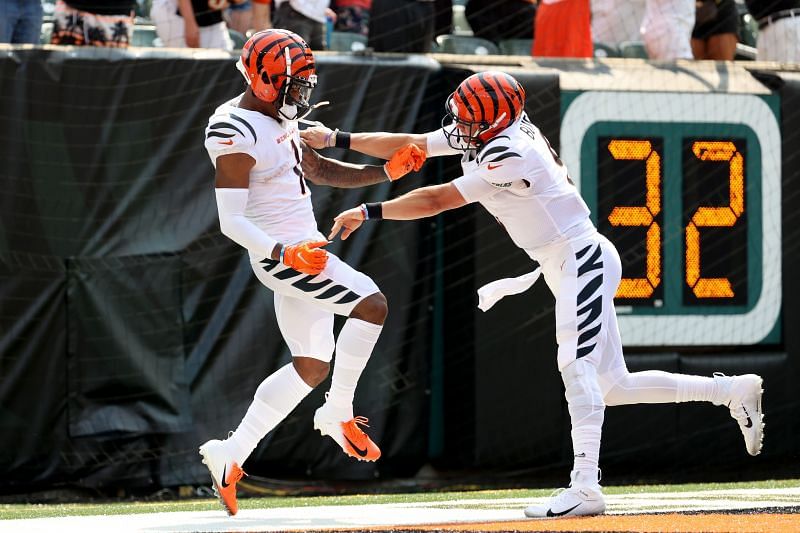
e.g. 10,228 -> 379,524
384,144 -> 427,181
282,240 -> 329,275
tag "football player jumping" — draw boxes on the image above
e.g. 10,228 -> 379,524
200,29 -> 425,516
302,71 -> 765,518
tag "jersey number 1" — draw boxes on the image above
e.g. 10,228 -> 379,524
290,139 -> 306,194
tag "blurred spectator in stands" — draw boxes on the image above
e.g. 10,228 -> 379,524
368,0 -> 435,52
641,0 -> 695,58
465,0 -> 535,44
533,0 -> 592,57
226,0 -> 253,34
151,0 -> 233,49
0,0 -> 44,44
273,0 -> 331,49
745,0 -> 800,62
225,0 -> 271,34
331,0 -> 370,36
691,0 -> 738,60
50,0 -> 136,47
591,0 -> 645,48
251,0 -> 273,30
592,0 -> 646,48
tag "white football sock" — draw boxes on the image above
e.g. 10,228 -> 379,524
604,371 -> 728,406
325,318 -> 383,420
225,362 -> 312,466
562,360 -> 604,489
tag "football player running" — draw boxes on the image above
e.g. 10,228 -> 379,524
302,71 -> 765,519
200,29 -> 425,516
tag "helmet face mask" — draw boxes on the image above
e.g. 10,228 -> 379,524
442,94 -> 489,151
277,71 -> 317,120
275,45 -> 317,121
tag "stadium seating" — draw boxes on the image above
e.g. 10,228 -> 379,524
619,41 -> 649,59
131,25 -> 158,47
228,29 -> 247,50
40,21 -> 53,44
499,38 -> 532,56
328,31 -> 368,52
735,43 -> 757,60
436,35 -> 500,55
738,11 -> 759,48
451,3 -> 473,36
593,42 -> 620,58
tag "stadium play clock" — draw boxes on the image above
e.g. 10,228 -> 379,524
561,92 -> 781,347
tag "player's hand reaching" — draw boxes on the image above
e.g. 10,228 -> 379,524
329,208 -> 365,241
384,144 -> 426,181
282,240 -> 329,275
300,126 -> 334,149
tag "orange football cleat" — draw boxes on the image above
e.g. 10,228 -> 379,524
199,439 -> 247,516
314,405 -> 382,462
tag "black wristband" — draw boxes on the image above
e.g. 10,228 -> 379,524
365,202 -> 383,220
335,131 -> 351,149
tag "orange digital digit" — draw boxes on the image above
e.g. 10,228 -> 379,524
685,141 -> 744,298
606,140 -> 662,298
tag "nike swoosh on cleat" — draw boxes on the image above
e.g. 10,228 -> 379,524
546,503 -> 582,517
742,405 -> 753,428
487,163 -> 502,170
220,465 -> 230,488
343,434 -> 369,458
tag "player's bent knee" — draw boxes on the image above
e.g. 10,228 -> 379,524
350,292 -> 388,325
562,360 -> 605,419
599,370 -> 633,406
292,357 -> 330,387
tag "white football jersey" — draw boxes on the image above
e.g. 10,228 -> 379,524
429,112 -> 595,254
204,94 -> 325,258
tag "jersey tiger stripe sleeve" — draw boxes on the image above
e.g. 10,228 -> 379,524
205,111 -> 259,164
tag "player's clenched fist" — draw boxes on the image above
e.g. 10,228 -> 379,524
328,208 -> 364,241
299,125 -> 332,149
384,144 -> 426,181
282,240 -> 329,274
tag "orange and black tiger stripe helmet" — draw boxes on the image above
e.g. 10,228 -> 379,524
237,29 -> 317,120
443,71 -> 526,150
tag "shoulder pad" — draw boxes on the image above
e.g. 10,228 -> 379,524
476,135 -> 523,167
205,112 -> 258,153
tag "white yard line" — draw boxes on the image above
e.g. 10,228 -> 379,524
3,487 -> 799,533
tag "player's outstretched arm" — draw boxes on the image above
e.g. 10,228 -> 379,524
301,126 -> 428,160
302,142 -> 425,187
329,183 -> 467,240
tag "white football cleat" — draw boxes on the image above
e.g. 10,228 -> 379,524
723,373 -> 765,456
524,486 -> 606,518
524,471 -> 605,518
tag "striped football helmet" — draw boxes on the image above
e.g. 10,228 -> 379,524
443,71 -> 526,150
237,29 -> 317,121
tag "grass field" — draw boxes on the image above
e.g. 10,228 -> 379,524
0,479 -> 800,516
